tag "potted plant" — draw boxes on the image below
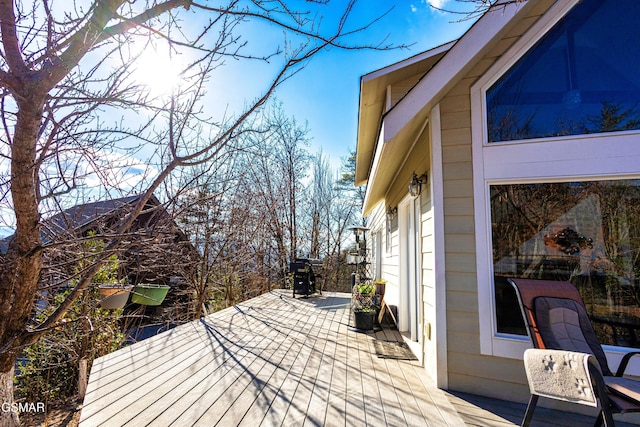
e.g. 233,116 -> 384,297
374,279 -> 387,297
98,284 -> 134,309
90,241 -> 131,309
353,306 -> 376,330
352,281 -> 378,331
357,282 -> 374,295
131,283 -> 170,306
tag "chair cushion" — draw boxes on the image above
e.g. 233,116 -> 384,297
534,297 -> 612,376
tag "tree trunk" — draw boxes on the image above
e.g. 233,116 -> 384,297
1,367 -> 20,427
78,358 -> 88,399
0,98 -> 46,427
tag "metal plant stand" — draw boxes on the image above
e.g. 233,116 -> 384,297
347,226 -> 378,331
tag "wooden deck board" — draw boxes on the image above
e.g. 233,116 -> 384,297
324,309 -> 349,426
344,328 -> 367,427
240,310 -> 321,427
126,315 -> 282,425
302,309 -> 337,427
384,357 -> 430,426
361,333 -> 390,426
370,343 -> 408,426
280,309 -> 330,426
80,290 -> 640,427
172,305 -> 304,426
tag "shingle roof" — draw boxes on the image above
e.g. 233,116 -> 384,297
1,194 -> 159,253
42,195 -> 145,237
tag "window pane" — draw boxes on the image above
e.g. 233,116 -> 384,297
486,0 -> 640,142
491,180 -> 640,348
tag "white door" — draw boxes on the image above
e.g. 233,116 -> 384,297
399,197 -> 422,342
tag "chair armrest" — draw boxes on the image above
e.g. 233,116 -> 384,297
615,351 -> 640,377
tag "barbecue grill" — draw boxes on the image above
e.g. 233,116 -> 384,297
289,258 -> 322,298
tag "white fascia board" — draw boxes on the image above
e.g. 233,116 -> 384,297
382,0 -> 531,144
362,123 -> 387,216
361,41 -> 456,84
357,42 -> 455,187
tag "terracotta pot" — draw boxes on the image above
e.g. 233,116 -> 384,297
98,284 -> 133,309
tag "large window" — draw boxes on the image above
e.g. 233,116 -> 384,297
473,0 -> 640,360
486,0 -> 640,142
492,180 -> 640,348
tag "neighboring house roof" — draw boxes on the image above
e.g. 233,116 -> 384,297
43,195 -> 147,238
356,0 -> 552,215
1,194 -> 173,253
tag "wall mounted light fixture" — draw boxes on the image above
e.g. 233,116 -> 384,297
408,172 -> 427,198
386,206 -> 397,222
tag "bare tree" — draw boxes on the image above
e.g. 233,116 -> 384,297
0,1 -> 398,423
429,0 -> 526,20
304,150 -> 355,259
319,150 -> 361,290
299,150 -> 359,291
268,102 -> 310,262
242,101 -> 310,282
170,146 -> 263,318
307,151 -> 333,259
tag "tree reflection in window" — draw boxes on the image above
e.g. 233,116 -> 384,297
486,0 -> 640,142
544,227 -> 593,255
491,180 -> 640,348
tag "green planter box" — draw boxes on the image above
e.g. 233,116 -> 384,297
132,284 -> 170,306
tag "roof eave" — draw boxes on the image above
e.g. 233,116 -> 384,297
355,42 -> 456,187
383,0 -> 534,144
360,0 -> 539,216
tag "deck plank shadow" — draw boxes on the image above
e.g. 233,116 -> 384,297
79,290 -> 640,427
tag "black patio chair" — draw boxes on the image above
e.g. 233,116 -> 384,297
509,278 -> 640,427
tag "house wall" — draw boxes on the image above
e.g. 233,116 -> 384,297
366,70 -> 433,312
365,123 -> 438,374
419,166 -> 438,379
390,75 -> 422,106
438,80 -> 530,401
437,1 -> 556,402
366,203 -> 400,309
383,215 -> 400,308
366,73 -> 426,307
359,0 -> 640,408
358,0 -> 561,401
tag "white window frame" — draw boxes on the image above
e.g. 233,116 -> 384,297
471,0 -> 640,372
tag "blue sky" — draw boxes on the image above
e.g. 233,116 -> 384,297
198,1 -> 476,169
0,1 -> 475,237
272,1 -> 475,169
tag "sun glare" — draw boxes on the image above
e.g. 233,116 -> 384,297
131,44 -> 185,98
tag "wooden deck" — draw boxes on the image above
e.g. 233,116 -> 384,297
80,290 -> 640,426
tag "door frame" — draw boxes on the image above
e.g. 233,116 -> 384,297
398,195 -> 422,343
